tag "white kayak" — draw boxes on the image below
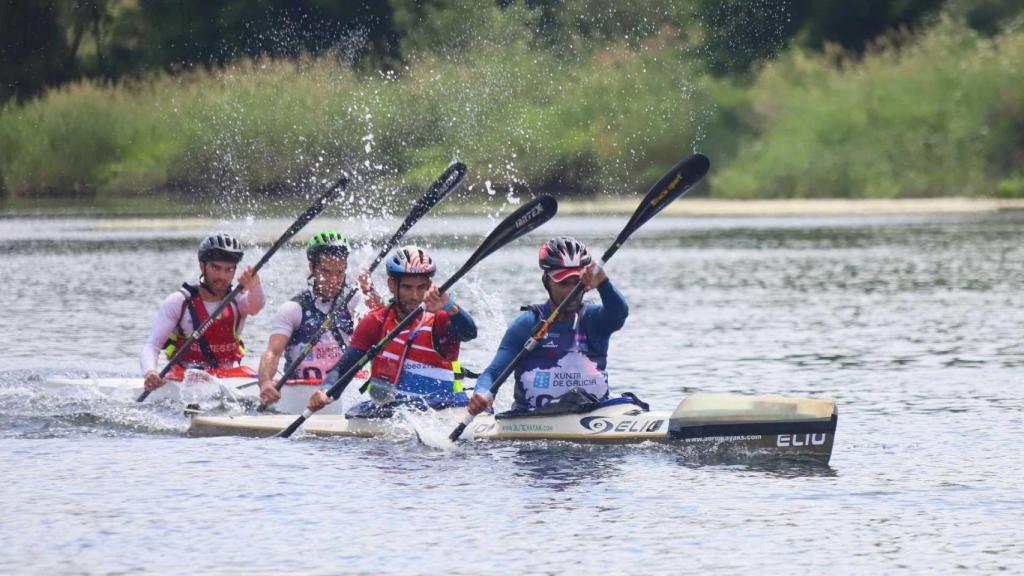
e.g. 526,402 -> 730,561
42,372 -> 342,415
188,393 -> 838,464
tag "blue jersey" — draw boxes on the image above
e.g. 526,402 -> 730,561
477,280 -> 628,412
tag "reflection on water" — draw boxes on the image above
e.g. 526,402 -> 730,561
507,444 -> 629,491
2,212 -> 1024,573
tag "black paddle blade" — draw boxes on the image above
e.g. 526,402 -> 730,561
621,153 -> 709,241
437,195 -> 558,293
253,173 -> 349,269
277,413 -> 308,439
448,418 -> 471,442
367,162 -> 467,272
408,161 -> 466,226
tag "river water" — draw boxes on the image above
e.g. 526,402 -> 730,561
1,210 -> 1022,574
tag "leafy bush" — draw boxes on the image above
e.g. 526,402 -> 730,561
714,18 -> 1024,197
1,11 -> 1022,202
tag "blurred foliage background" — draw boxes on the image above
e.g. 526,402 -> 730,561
1,0 -> 1022,204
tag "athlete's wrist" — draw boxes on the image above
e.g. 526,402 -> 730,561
443,291 -> 457,312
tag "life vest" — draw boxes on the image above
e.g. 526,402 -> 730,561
284,289 -> 355,382
165,364 -> 256,382
514,303 -> 609,412
164,283 -> 245,369
369,304 -> 463,397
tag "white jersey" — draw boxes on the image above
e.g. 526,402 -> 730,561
140,283 -> 265,374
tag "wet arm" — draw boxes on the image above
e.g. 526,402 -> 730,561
590,279 -> 629,334
139,293 -> 185,375
235,281 -> 266,315
322,345 -> 369,390
445,306 -> 478,342
258,334 -> 289,387
474,312 -> 534,397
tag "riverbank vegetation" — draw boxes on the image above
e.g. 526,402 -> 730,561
1,1 -> 1022,205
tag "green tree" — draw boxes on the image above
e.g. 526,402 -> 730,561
691,0 -> 947,75
795,0 -> 946,51
134,0 -> 395,71
946,0 -> 1024,35
1,0 -> 69,102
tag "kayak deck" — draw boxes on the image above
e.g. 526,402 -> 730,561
42,374 -> 339,414
188,393 -> 838,463
189,413 -> 407,438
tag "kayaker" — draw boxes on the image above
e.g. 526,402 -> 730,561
257,230 -> 383,406
141,233 -> 265,391
307,245 -> 477,413
466,236 -> 628,415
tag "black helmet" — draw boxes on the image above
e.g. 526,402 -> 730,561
198,233 -> 243,264
306,230 -> 350,265
386,245 -> 436,278
539,236 -> 591,282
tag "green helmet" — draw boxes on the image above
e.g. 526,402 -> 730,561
306,230 -> 350,264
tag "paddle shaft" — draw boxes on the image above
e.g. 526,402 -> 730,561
276,255 -> 487,438
138,175 -> 348,402
448,153 -> 710,441
257,162 -> 466,410
276,195 -> 559,438
447,256 -> 609,441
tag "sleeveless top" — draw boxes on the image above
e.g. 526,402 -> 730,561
283,288 -> 356,382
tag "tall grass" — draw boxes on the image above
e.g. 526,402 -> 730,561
1,15 -> 1021,202
714,17 -> 1024,198
0,3 -> 709,205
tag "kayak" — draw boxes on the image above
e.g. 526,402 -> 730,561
188,392 -> 838,464
42,372 -> 343,414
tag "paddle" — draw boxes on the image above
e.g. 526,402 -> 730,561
138,174 -> 348,402
256,161 -> 467,411
447,152 -> 710,441
276,194 -> 559,438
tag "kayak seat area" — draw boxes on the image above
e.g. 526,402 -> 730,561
346,392 -> 470,420
496,391 -> 650,420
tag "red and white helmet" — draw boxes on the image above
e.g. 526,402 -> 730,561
386,245 -> 437,278
539,236 -> 591,282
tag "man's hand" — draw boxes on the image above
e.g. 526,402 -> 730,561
259,380 -> 281,406
307,389 -> 333,412
237,266 -> 260,291
467,391 -> 493,416
358,268 -> 383,308
580,262 -> 607,291
143,370 -> 165,391
423,284 -> 450,313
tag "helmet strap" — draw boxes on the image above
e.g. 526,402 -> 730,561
198,270 -> 212,294
198,268 -> 231,299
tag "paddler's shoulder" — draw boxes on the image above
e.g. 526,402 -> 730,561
161,286 -> 191,308
506,304 -> 545,330
360,303 -> 390,324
